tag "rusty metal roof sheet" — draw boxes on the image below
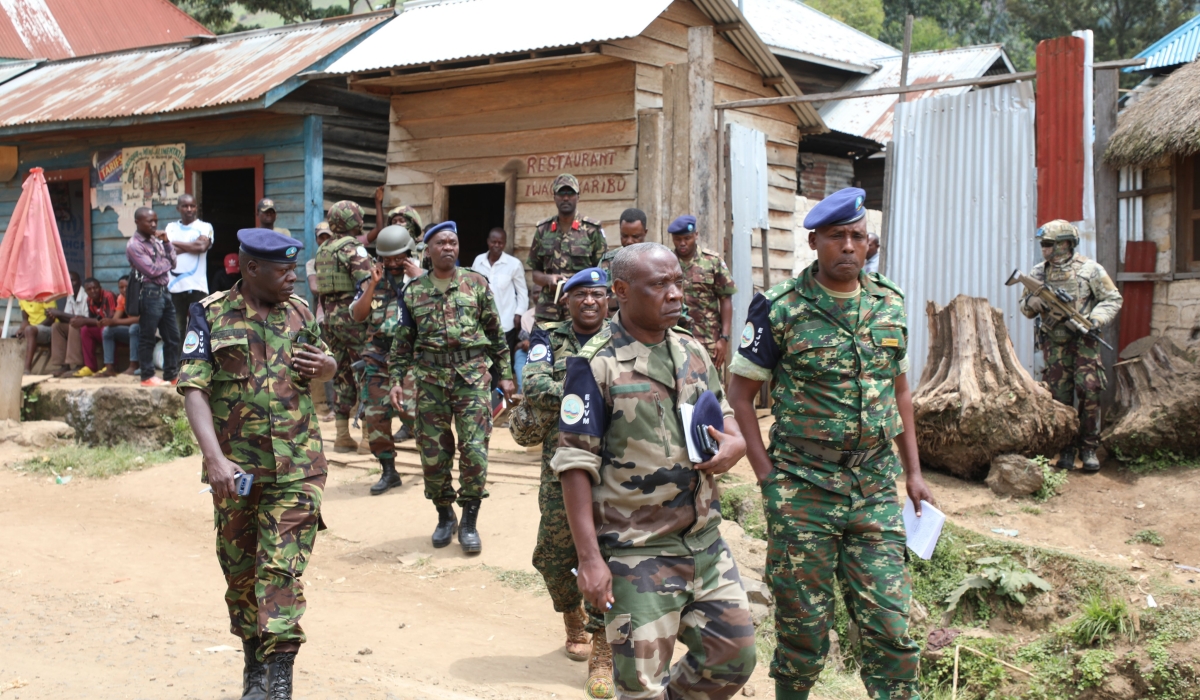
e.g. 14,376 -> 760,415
0,13 -> 388,132
742,0 -> 899,74
0,0 -> 212,61
820,44 -> 1014,144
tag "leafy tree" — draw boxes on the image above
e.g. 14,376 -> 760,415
806,0 -> 885,38
170,0 -> 361,33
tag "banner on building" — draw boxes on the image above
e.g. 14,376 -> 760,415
122,143 -> 185,206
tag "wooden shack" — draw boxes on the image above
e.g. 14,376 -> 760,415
323,0 -> 827,286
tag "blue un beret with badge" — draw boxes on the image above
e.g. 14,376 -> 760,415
802,187 -> 867,230
424,221 -> 457,243
668,215 -> 697,235
237,228 -> 302,264
562,267 -> 606,293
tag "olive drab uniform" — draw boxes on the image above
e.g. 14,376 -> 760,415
522,320 -> 607,632
730,262 -> 920,699
552,315 -> 756,700
314,235 -> 372,417
678,247 -> 737,359
388,268 -> 511,506
177,283 -> 330,662
357,271 -> 412,460
525,215 -> 607,322
1019,253 -> 1122,450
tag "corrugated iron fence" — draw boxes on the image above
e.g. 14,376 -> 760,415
889,82 -> 1039,385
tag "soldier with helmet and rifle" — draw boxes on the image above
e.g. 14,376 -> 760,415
1011,219 -> 1123,472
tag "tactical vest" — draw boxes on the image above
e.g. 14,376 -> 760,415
314,236 -> 357,294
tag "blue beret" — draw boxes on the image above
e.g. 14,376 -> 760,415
803,187 -> 867,230
424,221 -> 457,243
237,228 -> 302,264
668,215 -> 697,235
562,267 -> 607,293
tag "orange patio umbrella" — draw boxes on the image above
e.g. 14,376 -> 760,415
0,168 -> 73,336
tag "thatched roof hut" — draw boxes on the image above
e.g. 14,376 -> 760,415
1106,58 -> 1200,168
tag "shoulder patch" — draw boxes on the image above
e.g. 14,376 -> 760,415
581,216 -> 602,227
871,273 -> 905,298
737,292 -> 781,370
577,327 -> 613,361
559,356 -> 605,438
461,270 -> 490,288
701,247 -> 721,258
289,293 -> 310,308
528,328 -> 553,365
763,277 -> 800,304
198,290 -> 228,308
181,302 -> 213,362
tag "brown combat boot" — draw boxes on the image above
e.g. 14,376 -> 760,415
586,626 -> 615,699
357,421 -> 371,455
333,418 -> 358,453
563,605 -> 590,661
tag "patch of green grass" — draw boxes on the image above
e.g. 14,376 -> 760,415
812,664 -> 871,700
481,565 -> 546,595
17,443 -> 171,479
1076,649 -> 1116,690
1126,529 -> 1165,547
920,636 -> 1012,700
1113,448 -> 1200,475
20,385 -> 38,421
719,481 -> 766,540
1033,456 -> 1069,502
165,410 -> 197,458
1020,505 -> 1042,515
1070,594 -> 1135,647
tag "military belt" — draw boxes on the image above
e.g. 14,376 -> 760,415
421,347 -> 485,365
783,435 -> 890,468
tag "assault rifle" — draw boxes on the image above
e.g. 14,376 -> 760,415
1006,270 -> 1113,351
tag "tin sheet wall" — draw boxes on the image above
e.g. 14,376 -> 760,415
889,82 -> 1039,386
727,122 -> 769,342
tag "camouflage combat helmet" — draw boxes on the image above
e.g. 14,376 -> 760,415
386,205 -> 424,239
375,225 -> 415,257
1037,219 -> 1079,245
327,200 -> 364,234
508,399 -> 556,448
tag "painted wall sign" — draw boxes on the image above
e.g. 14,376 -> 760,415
122,143 -> 186,207
524,150 -> 617,174
523,175 -> 629,199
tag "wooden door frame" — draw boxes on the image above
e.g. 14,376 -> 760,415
184,155 -> 265,226
42,167 -> 92,278
432,171 -> 517,254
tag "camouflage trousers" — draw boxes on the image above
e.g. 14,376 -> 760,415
214,473 -> 325,661
415,375 -> 490,507
605,539 -> 756,700
1042,336 -> 1104,450
321,307 -> 365,418
762,467 -> 920,699
533,461 -> 604,632
361,363 -> 397,460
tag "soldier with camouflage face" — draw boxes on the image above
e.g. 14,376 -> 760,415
554,242 -> 755,700
314,200 -> 374,453
1019,219 -> 1122,472
388,221 -> 517,553
669,215 -> 736,366
179,229 -> 337,700
727,188 -> 936,700
526,174 -> 608,323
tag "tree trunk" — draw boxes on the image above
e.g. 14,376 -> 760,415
1103,336 -> 1200,459
913,295 -> 1078,480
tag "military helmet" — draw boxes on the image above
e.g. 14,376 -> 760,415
327,200 -> 364,234
375,225 -> 415,257
1036,219 -> 1079,244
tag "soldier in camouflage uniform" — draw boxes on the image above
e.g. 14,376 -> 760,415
388,221 -> 516,553
314,201 -> 374,453
554,243 -> 755,700
522,267 -> 611,689
727,188 -> 936,700
669,215 -> 736,366
1019,219 -> 1122,472
350,225 -> 424,495
526,174 -> 607,323
179,229 -> 337,700
598,208 -> 648,318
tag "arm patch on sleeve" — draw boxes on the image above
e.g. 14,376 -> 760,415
396,293 -> 415,329
559,356 -> 605,438
528,328 -> 552,364
181,303 -> 212,362
736,293 -> 781,370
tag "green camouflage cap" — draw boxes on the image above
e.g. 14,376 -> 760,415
1037,219 -> 1079,243
552,174 -> 579,194
327,200 -> 364,234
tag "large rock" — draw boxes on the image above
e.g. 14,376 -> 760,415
719,519 -> 767,581
985,454 -> 1044,496
0,419 -> 74,447
29,381 -> 183,449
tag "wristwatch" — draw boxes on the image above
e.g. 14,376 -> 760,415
719,334 -> 730,341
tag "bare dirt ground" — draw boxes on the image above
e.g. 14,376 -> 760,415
1,417 -> 1198,699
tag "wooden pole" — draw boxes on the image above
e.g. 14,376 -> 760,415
879,140 -> 895,276
898,15 -> 913,105
718,109 -> 729,259
688,25 -> 717,250
1095,67 -> 1120,406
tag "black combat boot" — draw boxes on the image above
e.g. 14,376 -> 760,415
432,505 -> 457,548
393,424 -> 413,442
1080,448 -> 1101,473
369,457 -> 402,495
240,638 -> 267,700
265,651 -> 296,700
459,499 -> 482,554
1055,448 -> 1075,471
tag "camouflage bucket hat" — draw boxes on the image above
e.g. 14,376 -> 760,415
387,205 -> 424,239
508,401 -> 556,448
551,173 -> 579,194
327,200 -> 364,234
1036,219 -> 1079,243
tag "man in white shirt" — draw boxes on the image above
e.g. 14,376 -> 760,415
47,271 -> 88,376
166,194 -> 214,335
471,227 -> 528,372
863,232 -> 881,274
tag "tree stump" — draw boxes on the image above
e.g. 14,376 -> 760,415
913,295 -> 1078,479
1103,335 -> 1200,459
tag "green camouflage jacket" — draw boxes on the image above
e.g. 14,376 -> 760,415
315,236 -> 373,313
177,282 -> 330,484
678,248 -> 736,347
551,314 -> 732,555
1019,253 -> 1122,344
525,214 -> 607,321
730,262 -> 909,496
358,272 -> 406,369
388,267 -> 512,386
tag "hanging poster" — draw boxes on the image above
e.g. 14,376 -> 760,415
122,143 -> 186,206
91,149 -> 123,211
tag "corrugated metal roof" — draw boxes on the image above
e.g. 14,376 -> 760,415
742,0 -> 898,73
0,14 -> 387,131
0,0 -> 212,61
819,44 -> 1013,144
0,59 -> 39,85
1128,12 -> 1200,73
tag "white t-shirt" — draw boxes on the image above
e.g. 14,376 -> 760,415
166,219 -> 214,294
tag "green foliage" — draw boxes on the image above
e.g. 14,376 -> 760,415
169,0 -> 358,33
1127,529 -> 1165,547
1113,447 -> 1200,474
719,481 -> 766,540
920,636 -> 1011,700
943,556 -> 1052,613
1070,594 -> 1135,646
1020,505 -> 1042,515
17,444 -> 169,479
166,410 -> 197,458
806,0 -> 885,38
1076,649 -> 1116,690
908,16 -> 958,51
20,385 -> 38,421
1033,456 -> 1068,503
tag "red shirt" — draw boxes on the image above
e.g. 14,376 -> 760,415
88,290 -> 117,320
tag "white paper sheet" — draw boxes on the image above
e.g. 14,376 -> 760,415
902,499 -> 945,560
678,403 -> 703,464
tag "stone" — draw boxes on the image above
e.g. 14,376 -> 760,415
719,519 -> 766,581
0,419 -> 74,447
825,629 -> 844,672
985,454 -> 1044,497
28,381 -> 183,449
743,578 -> 773,607
748,602 -> 771,627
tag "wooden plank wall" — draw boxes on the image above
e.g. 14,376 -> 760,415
606,0 -> 800,289
384,60 -> 639,265
0,113 -> 307,287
